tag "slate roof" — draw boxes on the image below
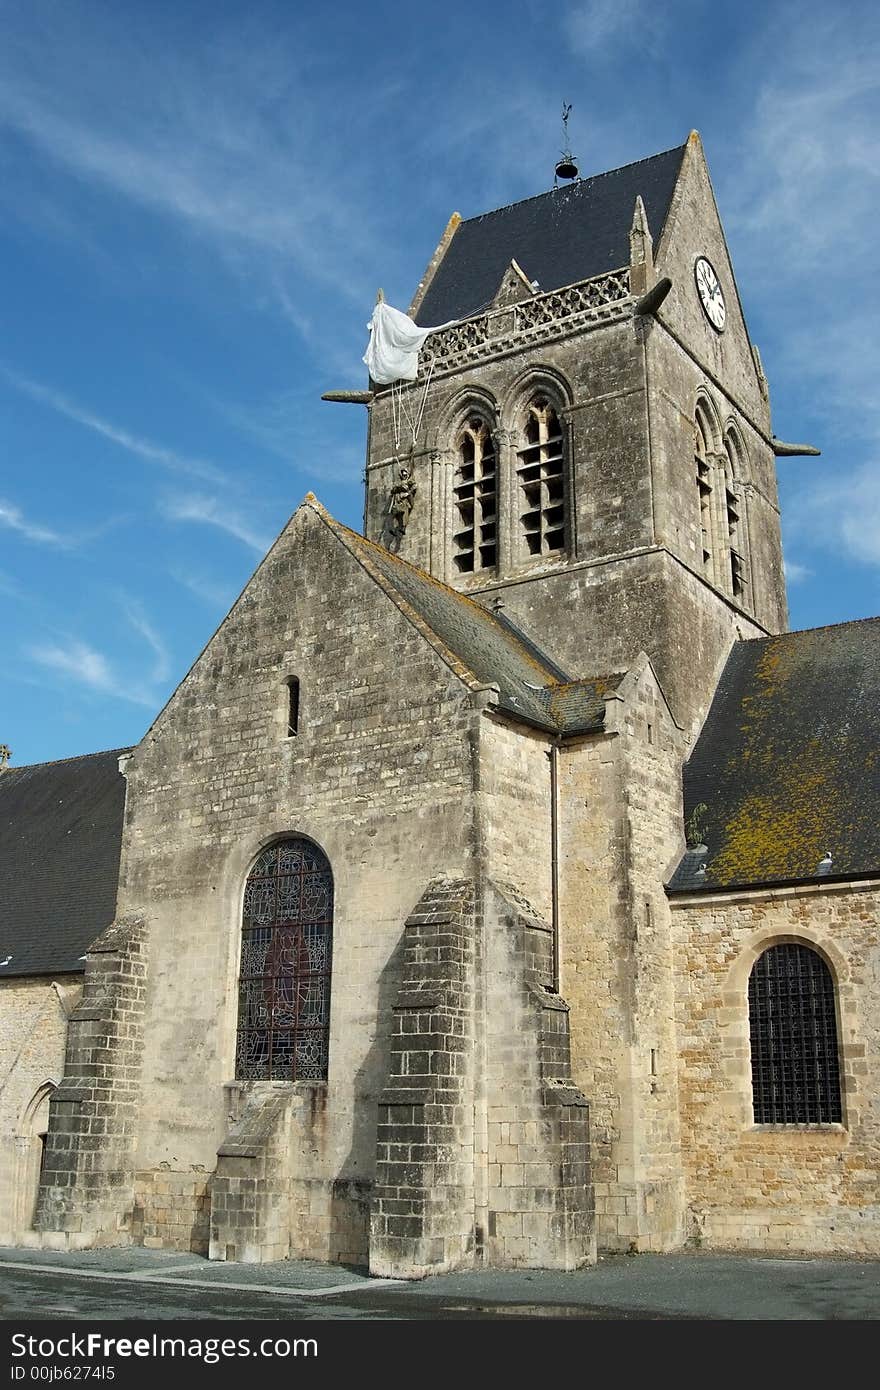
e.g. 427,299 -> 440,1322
668,619 -> 880,892
0,749 -> 128,976
414,143 -> 687,326
324,509 -> 621,734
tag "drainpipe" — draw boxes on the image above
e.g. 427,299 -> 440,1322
549,739 -> 561,994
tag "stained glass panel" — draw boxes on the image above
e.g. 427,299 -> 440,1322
236,838 -> 333,1082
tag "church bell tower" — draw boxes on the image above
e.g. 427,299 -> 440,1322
362,133 -> 792,731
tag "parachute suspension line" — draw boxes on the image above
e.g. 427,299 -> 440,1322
412,351 -> 436,444
390,378 -> 403,452
390,351 -> 436,453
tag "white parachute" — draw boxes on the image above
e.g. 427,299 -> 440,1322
363,298 -> 456,450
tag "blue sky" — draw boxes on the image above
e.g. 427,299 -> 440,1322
1,0 -> 878,765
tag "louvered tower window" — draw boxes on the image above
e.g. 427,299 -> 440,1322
695,417 -> 713,577
723,433 -> 746,601
453,418 -> 496,574
748,944 -> 842,1124
517,398 -> 566,557
235,838 -> 333,1082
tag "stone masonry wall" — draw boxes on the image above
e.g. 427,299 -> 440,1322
370,879 -> 477,1277
209,1084 -> 298,1263
35,917 -> 147,1248
672,880 -> 880,1254
482,881 -> 594,1269
0,977 -> 79,1245
479,715 -> 552,924
559,660 -> 687,1251
132,1170 -> 210,1254
614,661 -> 687,1248
370,875 -> 594,1276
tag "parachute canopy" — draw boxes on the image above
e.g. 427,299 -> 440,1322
362,300 -> 433,385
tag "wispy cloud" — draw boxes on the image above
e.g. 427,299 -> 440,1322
721,5 -> 880,576
27,638 -> 154,707
0,498 -> 68,547
783,558 -> 813,585
1,365 -> 227,484
564,0 -> 665,59
731,21 -> 880,277
171,569 -> 235,610
0,570 -> 25,598
203,384 -> 364,484
121,598 -> 171,684
787,458 -> 880,570
0,10 -> 384,309
160,493 -> 271,553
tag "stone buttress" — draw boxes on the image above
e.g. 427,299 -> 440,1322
34,917 -> 147,1248
369,877 -> 594,1276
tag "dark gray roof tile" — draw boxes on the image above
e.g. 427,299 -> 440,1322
668,619 -> 880,892
0,749 -> 129,976
415,144 -> 686,326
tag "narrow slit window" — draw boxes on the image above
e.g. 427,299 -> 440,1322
286,677 -> 300,737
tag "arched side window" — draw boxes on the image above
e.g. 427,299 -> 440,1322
453,416 -> 497,574
235,838 -> 333,1082
722,428 -> 747,601
694,407 -> 714,580
516,396 -> 566,558
748,944 -> 842,1124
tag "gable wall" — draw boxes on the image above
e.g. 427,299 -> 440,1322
654,135 -> 768,427
117,507 -> 479,1205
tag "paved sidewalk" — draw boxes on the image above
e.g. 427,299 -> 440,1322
0,1246 -> 878,1319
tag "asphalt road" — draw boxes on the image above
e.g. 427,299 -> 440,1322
0,1248 -> 878,1321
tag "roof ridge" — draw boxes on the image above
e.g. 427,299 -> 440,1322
459,142 -> 688,226
552,672 -> 624,691
1,746 -> 132,773
331,520 -> 564,685
742,615 -> 880,644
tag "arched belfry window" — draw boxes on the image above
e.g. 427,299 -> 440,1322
748,944 -> 842,1124
517,397 -> 566,558
235,838 -> 333,1082
722,429 -> 747,601
694,409 -> 714,578
453,417 -> 496,574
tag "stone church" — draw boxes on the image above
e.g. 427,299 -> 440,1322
2,131 -> 878,1273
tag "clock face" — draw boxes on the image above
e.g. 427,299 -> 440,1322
695,257 -> 726,332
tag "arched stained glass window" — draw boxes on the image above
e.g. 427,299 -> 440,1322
748,944 -> 842,1124
235,838 -> 333,1082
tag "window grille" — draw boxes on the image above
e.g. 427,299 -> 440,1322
517,398 -> 566,557
748,944 -> 842,1124
235,838 -> 333,1082
453,418 -> 496,573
